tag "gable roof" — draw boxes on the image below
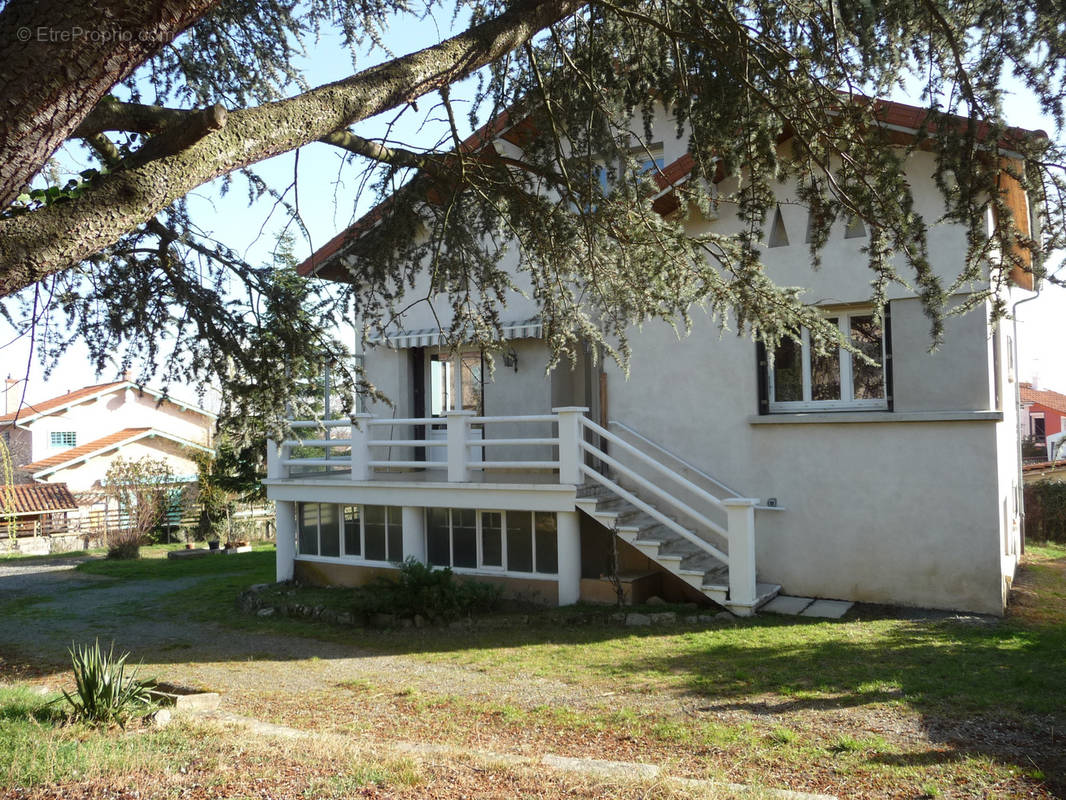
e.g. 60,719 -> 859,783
0,483 -> 78,516
0,380 -> 216,426
1020,383 -> 1066,414
298,97 -> 1042,285
23,427 -> 213,478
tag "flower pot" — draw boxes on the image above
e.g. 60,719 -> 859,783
208,540 -> 220,551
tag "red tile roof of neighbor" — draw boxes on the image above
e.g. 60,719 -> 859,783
1020,383 -> 1066,414
23,428 -> 152,474
0,380 -> 126,425
298,97 -> 1044,282
0,483 -> 78,515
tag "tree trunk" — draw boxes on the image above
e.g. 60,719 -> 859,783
0,0 -> 220,210
0,0 -> 584,298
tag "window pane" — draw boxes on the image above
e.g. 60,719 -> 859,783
451,508 -> 476,568
534,512 -> 558,574
460,354 -> 483,414
386,507 -> 403,562
507,512 -> 533,573
343,506 -> 360,556
364,505 -> 386,561
772,338 -> 803,402
430,357 -> 449,416
297,503 -> 318,556
481,512 -> 503,567
811,319 -> 841,401
319,503 -> 340,557
849,315 -> 885,400
427,507 -> 451,567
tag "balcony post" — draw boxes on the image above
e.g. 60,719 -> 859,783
350,413 -> 373,481
445,410 -> 475,482
275,500 -> 296,582
552,406 -> 589,486
266,438 -> 289,480
722,498 -> 759,615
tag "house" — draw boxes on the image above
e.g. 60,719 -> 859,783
264,99 -> 1034,616
1019,381 -> 1066,458
0,483 -> 79,553
0,377 -> 216,493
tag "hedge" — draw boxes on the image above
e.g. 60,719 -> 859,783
1025,480 -> 1066,543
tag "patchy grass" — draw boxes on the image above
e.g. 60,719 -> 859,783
2,542 -> 1064,798
0,685 -> 780,799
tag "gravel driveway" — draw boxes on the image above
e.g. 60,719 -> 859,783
0,554 -> 606,714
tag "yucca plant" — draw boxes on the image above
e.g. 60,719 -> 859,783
61,640 -> 154,726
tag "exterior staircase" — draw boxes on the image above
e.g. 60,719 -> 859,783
571,425 -> 782,615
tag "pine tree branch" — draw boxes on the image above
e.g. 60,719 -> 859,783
0,0 -> 585,298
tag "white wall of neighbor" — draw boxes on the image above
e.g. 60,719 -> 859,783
41,436 -> 202,493
25,387 -> 213,463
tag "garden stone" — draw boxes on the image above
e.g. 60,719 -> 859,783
697,614 -> 715,623
399,618 -> 413,628
715,611 -> 735,621
646,596 -> 665,605
249,584 -> 269,593
256,607 -> 276,617
150,708 -> 172,728
626,613 -> 652,626
649,612 -> 676,624
609,612 -> 627,624
413,614 -> 426,628
371,613 -> 396,628
337,612 -> 354,625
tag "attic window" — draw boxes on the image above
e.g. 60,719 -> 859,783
768,206 -> 789,247
844,216 -> 867,239
50,431 -> 76,448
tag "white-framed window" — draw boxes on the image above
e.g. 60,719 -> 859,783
430,351 -> 483,416
50,431 -> 76,448
297,503 -> 403,562
768,309 -> 888,412
425,508 -> 558,575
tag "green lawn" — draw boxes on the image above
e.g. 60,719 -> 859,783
0,540 -> 1061,798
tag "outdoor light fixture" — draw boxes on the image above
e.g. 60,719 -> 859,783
503,348 -> 519,372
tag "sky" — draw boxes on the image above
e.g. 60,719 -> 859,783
1,15 -> 1064,409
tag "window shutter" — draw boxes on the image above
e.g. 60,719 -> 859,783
756,340 -> 769,415
883,302 -> 894,411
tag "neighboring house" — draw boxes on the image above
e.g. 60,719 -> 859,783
0,482 -> 78,540
1019,382 -> 1066,458
264,99 -> 1034,616
0,377 -> 216,493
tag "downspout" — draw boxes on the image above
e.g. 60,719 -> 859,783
1012,281 -> 1042,555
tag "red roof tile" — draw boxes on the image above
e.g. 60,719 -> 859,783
23,428 -> 152,474
1020,383 -> 1066,414
0,380 -> 127,425
0,483 -> 78,515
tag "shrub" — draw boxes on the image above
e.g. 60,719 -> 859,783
106,535 -> 142,560
1024,480 -> 1066,543
60,640 -> 153,726
357,558 -> 502,622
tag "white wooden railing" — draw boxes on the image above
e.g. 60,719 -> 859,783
267,406 -> 760,608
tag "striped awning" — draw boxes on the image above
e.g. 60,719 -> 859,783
367,317 -> 543,349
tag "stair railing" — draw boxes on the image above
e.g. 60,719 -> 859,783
572,414 -> 760,610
